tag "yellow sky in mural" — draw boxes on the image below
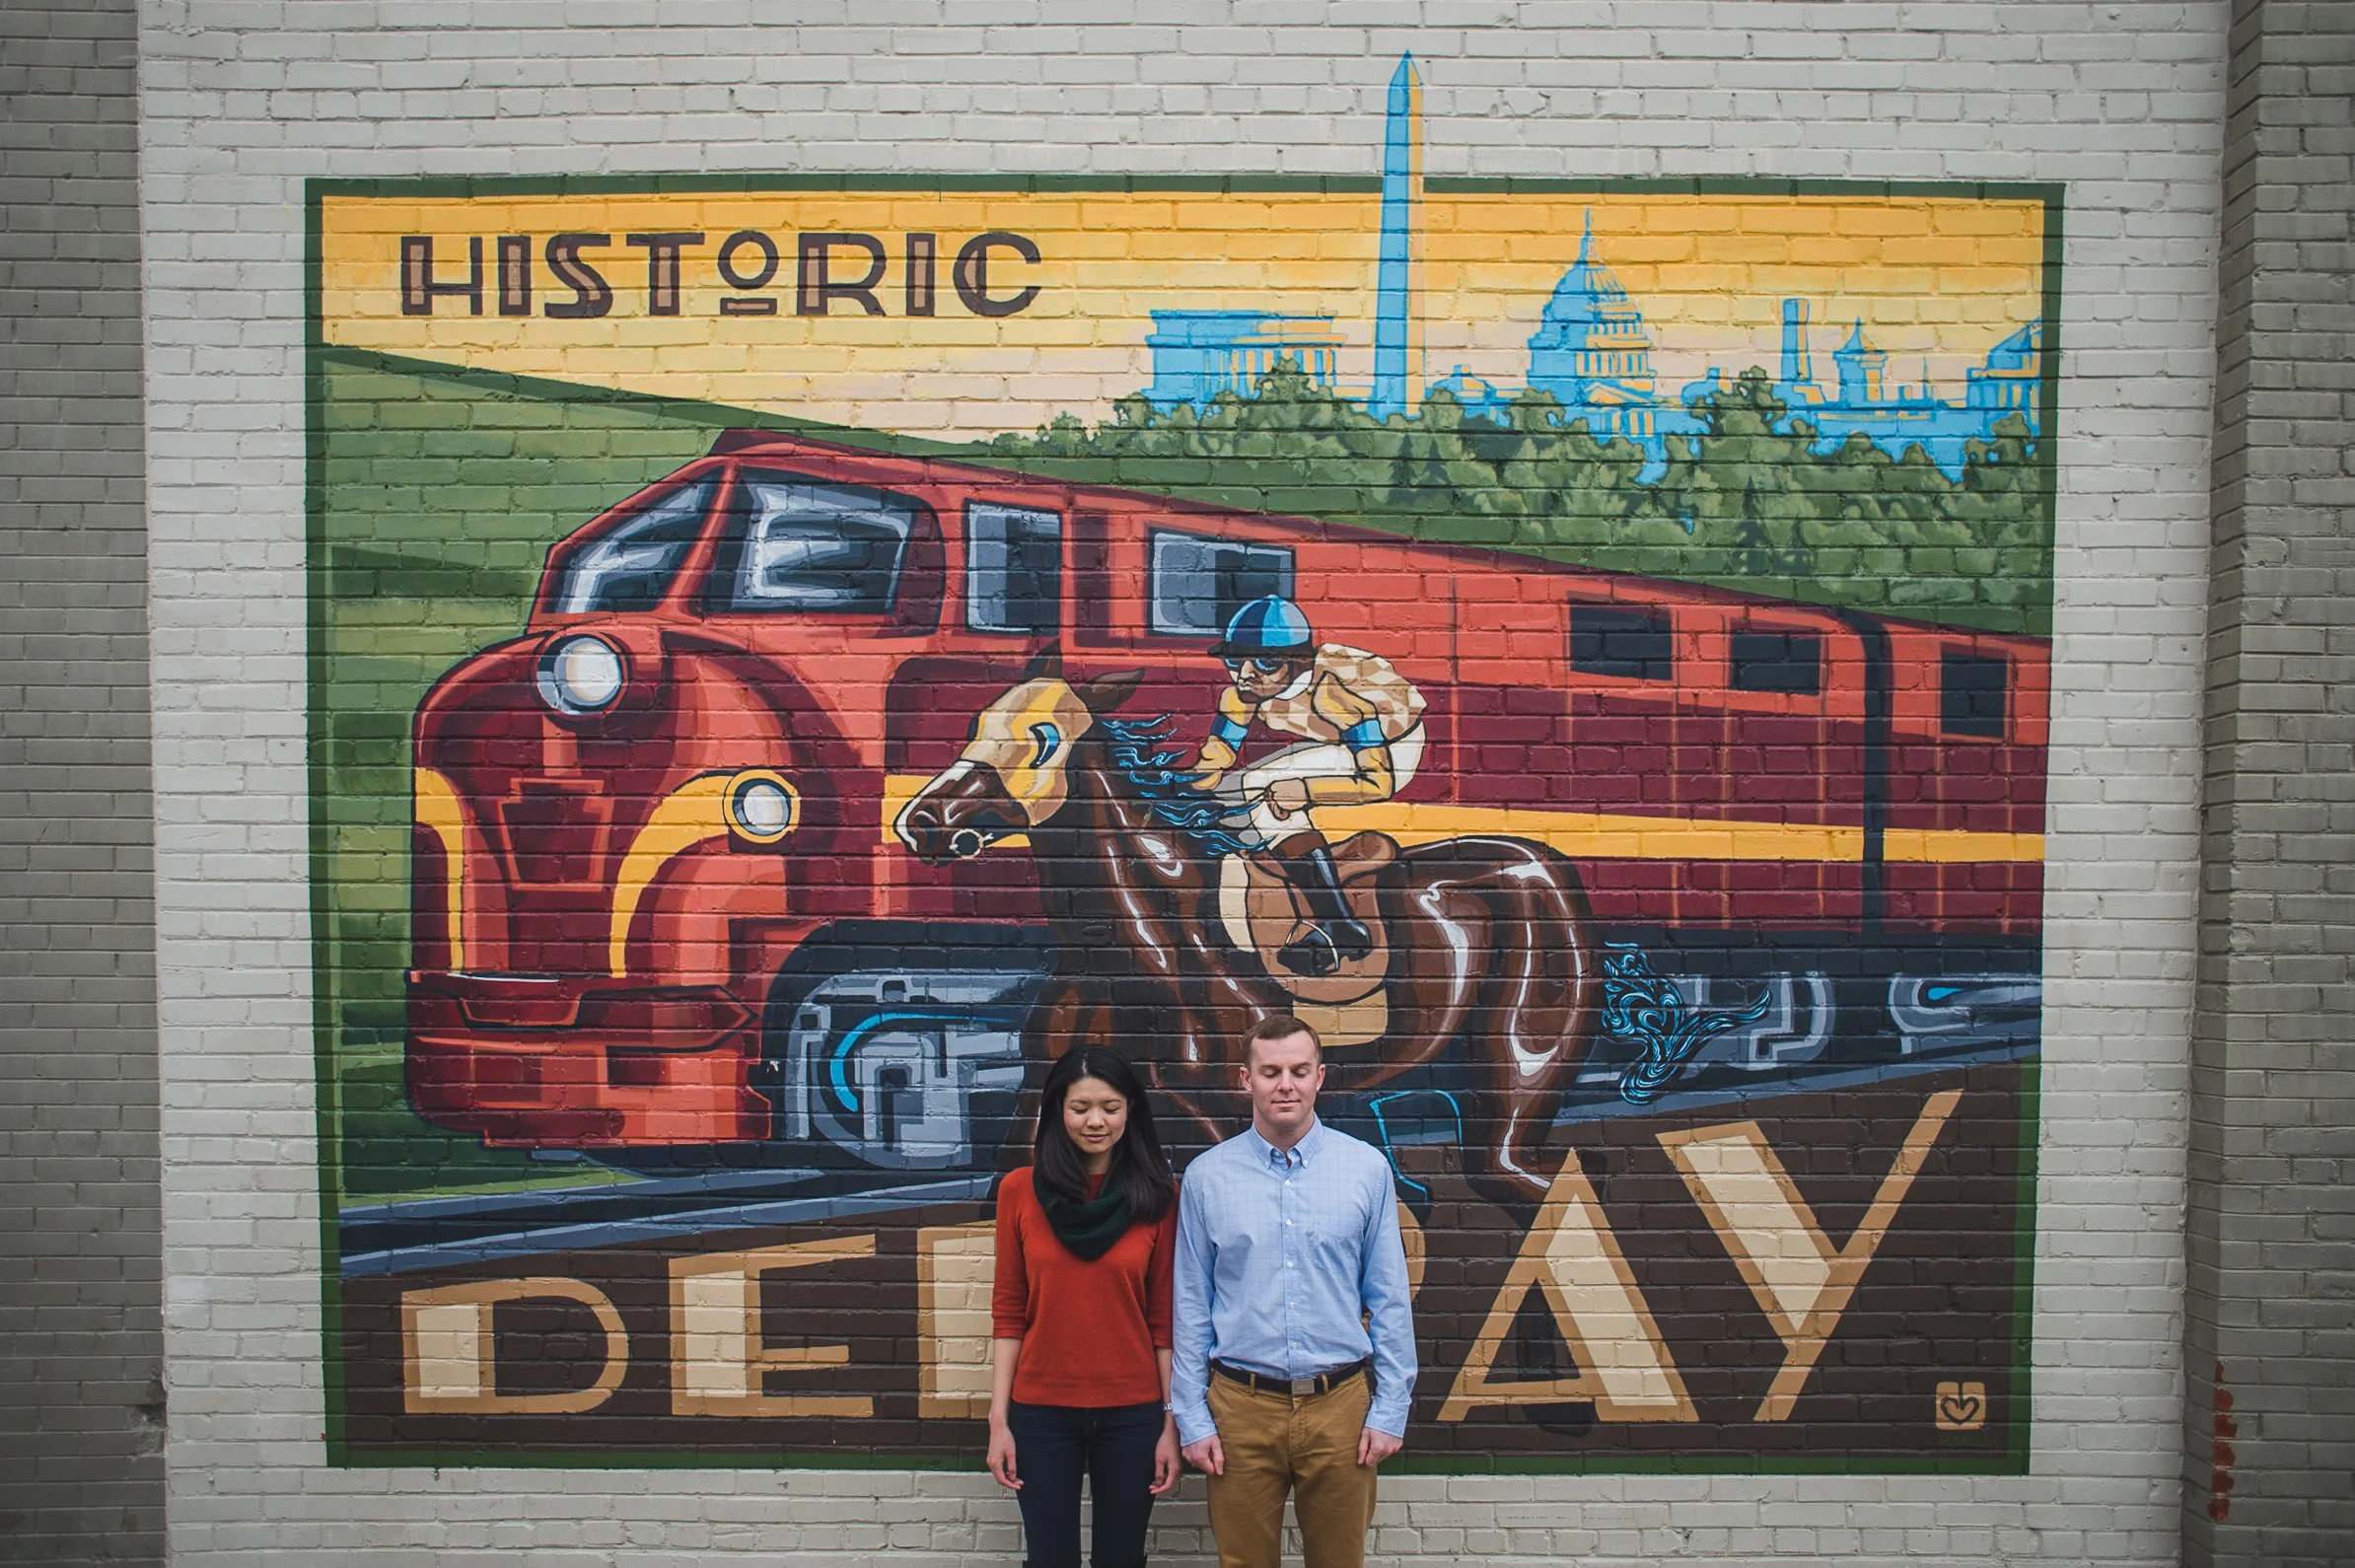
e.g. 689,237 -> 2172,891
321,188 -> 2045,441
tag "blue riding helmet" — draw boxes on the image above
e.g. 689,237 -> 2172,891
1215,595 -> 1316,661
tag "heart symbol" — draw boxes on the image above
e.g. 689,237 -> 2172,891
1939,1390 -> 1983,1427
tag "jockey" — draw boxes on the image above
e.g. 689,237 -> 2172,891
1189,595 -> 1428,978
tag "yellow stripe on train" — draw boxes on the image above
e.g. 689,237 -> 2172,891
413,766 -> 468,972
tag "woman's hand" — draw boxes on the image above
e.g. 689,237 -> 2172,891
986,1416 -> 1021,1491
1150,1416 -> 1182,1495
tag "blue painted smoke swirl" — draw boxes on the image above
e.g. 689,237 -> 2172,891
1599,941 -> 1773,1105
1098,714 -> 1259,857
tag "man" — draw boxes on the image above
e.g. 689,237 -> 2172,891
1188,596 -> 1427,978
1172,1016 -> 1416,1568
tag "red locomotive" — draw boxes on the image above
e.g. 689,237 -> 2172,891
405,431 -> 2045,1167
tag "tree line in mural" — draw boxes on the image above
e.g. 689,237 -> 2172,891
984,360 -> 2052,637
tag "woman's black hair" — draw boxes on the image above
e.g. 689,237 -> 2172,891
1033,1045 -> 1176,1225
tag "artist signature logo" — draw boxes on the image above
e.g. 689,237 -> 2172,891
1933,1380 -> 1987,1431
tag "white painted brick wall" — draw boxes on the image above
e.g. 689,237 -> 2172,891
140,2 -> 2226,1560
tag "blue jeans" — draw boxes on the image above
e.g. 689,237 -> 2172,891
1004,1398 -> 1164,1568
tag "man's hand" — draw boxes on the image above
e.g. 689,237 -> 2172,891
1356,1426 -> 1403,1467
1263,779 -> 1310,817
1185,766 -> 1228,793
1181,1434 -> 1225,1476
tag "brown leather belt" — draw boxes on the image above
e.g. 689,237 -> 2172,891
1211,1358 -> 1371,1398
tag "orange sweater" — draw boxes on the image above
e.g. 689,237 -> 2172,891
991,1167 -> 1177,1408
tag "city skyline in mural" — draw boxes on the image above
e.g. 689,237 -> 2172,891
1131,59 -> 2045,482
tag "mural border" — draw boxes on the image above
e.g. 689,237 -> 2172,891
303,171 -> 2061,1473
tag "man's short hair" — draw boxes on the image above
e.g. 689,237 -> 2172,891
1244,1014 -> 1321,1066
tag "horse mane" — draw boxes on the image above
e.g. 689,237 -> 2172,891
1095,714 -> 1259,857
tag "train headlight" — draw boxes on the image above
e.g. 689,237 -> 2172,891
535,634 -> 626,717
727,770 -> 796,844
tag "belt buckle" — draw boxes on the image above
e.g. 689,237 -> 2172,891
1290,1376 -> 1315,1396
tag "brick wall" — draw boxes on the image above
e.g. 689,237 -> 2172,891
2185,4 -> 2355,1565
137,4 -> 2242,1563
0,0 -> 166,1562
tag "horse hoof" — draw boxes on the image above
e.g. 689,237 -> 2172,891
1469,1171 -> 1552,1218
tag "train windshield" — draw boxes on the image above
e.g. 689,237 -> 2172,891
549,477 -> 719,613
1146,529 -> 1294,637
707,470 -> 918,614
965,501 -> 1061,634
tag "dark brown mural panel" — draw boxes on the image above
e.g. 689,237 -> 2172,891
339,1064 -> 2030,1464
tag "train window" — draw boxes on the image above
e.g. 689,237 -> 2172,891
550,477 -> 718,614
1729,629 -> 1821,694
706,470 -> 919,614
1146,530 -> 1294,637
1569,605 -> 1673,681
1941,649 -> 2009,739
964,502 -> 1062,634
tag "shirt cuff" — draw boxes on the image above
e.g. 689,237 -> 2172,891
1173,1398 -> 1217,1448
1365,1395 -> 1410,1440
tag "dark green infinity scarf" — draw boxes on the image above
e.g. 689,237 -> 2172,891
1038,1182 -> 1132,1262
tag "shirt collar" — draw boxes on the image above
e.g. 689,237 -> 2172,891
1244,1116 -> 1325,1169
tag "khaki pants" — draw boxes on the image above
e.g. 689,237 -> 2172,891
1204,1373 -> 1379,1568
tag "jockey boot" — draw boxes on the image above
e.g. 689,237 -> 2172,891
1274,840 -> 1375,977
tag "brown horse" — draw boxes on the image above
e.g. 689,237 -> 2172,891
894,648 -> 1601,1206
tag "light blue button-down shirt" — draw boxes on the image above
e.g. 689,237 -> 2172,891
1171,1118 -> 1416,1445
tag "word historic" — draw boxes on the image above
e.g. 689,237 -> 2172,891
397,229 -> 1044,320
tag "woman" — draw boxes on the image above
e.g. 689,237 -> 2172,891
988,1045 -> 1181,1568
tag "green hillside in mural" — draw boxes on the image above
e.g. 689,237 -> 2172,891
985,361 -> 2053,638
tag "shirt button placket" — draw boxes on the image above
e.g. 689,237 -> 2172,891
1281,1151 -> 1299,1372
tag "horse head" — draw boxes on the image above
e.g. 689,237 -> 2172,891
894,645 -> 1144,866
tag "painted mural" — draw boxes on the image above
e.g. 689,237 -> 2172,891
311,58 -> 2055,1469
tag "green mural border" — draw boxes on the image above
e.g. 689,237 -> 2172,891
305,172 -> 2060,1473
310,171 -> 2062,201
2007,1056 -> 2042,1473
305,184 -> 344,1455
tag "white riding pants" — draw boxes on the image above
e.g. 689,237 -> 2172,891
1226,724 -> 1425,848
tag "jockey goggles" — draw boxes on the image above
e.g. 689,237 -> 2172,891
1223,655 -> 1293,677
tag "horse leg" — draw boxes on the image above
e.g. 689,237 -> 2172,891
1143,988 -> 1258,1157
1320,875 -> 1486,1204
1463,866 -> 1600,1208
1355,849 -> 1600,1210
1012,976 -> 1116,1168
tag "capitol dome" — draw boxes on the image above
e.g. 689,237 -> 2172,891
1526,212 -> 1659,440
1532,225 -> 1635,339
